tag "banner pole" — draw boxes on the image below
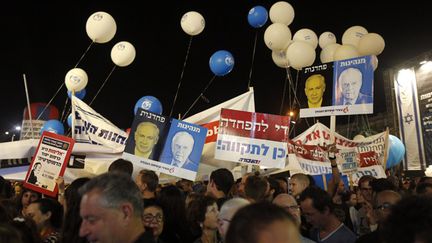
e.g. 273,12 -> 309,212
382,127 -> 390,170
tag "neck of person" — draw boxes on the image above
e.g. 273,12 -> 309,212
212,190 -> 225,199
320,214 -> 342,237
201,227 -> 217,243
143,190 -> 156,199
308,99 -> 323,108
135,148 -> 151,158
128,218 -> 146,243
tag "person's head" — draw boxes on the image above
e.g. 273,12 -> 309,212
187,195 -> 218,235
275,177 -> 288,194
338,67 -> 363,101
78,172 -> 144,243
217,198 -> 250,240
26,198 -> 63,231
289,173 -> 310,197
0,223 -> 22,243
108,159 -> 133,176
207,168 -> 234,198
238,173 -> 252,197
18,188 -> 41,211
299,186 -> 335,229
171,131 -> 194,164
272,193 -> 301,226
373,190 -> 401,224
33,163 -> 42,176
358,175 -> 375,202
305,74 -> 326,107
143,203 -> 164,240
416,182 -> 432,196
135,169 -> 159,195
0,176 -> 13,200
244,175 -> 270,202
134,122 -> 159,156
382,195 -> 432,243
225,202 -> 300,243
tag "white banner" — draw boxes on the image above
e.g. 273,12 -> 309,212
71,96 -> 128,153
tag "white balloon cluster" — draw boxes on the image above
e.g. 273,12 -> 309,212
65,11 -> 138,93
320,26 -> 385,70
264,2 -> 385,71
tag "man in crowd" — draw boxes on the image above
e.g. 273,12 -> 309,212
217,197 -> 250,241
135,169 -> 159,205
79,173 -> 155,243
206,168 -> 235,208
299,186 -> 356,243
244,174 -> 270,203
290,173 -> 311,200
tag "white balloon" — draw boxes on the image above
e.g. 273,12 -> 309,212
286,41 -> 316,70
85,11 -> 117,43
65,68 -> 88,92
180,11 -> 205,36
353,134 -> 365,141
371,55 -> 379,71
269,1 -> 295,25
111,41 -> 136,67
264,23 -> 292,51
293,28 -> 318,49
320,43 -> 340,63
272,49 -> 290,68
319,31 -> 337,49
333,44 -> 360,61
357,33 -> 385,56
342,26 -> 368,48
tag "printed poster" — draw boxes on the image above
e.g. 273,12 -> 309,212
24,132 -> 74,197
214,109 -> 290,168
123,108 -> 207,181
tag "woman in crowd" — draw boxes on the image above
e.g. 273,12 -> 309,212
26,198 -> 63,243
143,202 -> 165,243
16,188 -> 41,217
187,195 -> 219,243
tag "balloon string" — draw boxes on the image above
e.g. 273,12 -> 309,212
89,65 -> 117,106
34,41 -> 95,122
279,75 -> 288,115
60,97 -> 70,123
247,31 -> 258,89
169,36 -> 193,118
182,75 -> 216,120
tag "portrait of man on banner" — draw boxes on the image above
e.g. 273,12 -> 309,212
298,64 -> 333,111
334,67 -> 373,105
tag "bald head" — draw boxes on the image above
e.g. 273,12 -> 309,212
218,198 -> 250,240
273,193 -> 301,226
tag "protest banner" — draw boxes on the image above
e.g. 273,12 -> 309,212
215,108 -> 289,168
123,108 -> 207,181
23,132 -> 74,197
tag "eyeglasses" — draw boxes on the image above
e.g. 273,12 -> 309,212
143,213 -> 163,223
374,202 -> 393,211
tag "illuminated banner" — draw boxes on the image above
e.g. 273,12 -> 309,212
23,132 -> 74,197
123,109 -> 207,181
300,55 -> 374,117
215,109 -> 289,168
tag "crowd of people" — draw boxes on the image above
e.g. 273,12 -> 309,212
1,155 -> 432,243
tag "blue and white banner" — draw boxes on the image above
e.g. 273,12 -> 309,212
71,96 -> 128,153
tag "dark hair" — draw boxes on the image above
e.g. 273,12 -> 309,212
186,195 -> 216,235
244,175 -> 268,202
61,177 -> 90,243
31,198 -> 63,229
138,170 -> 159,192
0,223 -> 22,243
108,159 -> 133,176
225,202 -> 296,243
357,175 -> 375,188
267,177 -> 284,198
10,217 -> 40,243
0,176 -> 13,200
210,168 -> 234,196
299,186 -> 334,213
0,199 -> 19,221
370,178 -> 396,193
16,189 -> 41,212
382,195 -> 432,243
416,182 -> 432,195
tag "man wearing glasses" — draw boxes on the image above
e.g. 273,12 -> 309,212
356,175 -> 375,236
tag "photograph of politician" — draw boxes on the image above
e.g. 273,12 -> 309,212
334,67 -> 373,105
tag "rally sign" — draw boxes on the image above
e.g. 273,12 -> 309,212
24,132 -> 74,197
215,109 -> 290,168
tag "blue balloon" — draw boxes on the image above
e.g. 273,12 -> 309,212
67,89 -> 86,100
67,114 -> 73,127
134,96 -> 163,115
247,6 -> 268,28
40,119 -> 65,135
209,50 -> 235,76
386,135 -> 405,169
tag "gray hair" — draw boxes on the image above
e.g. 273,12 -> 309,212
79,172 -> 143,216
